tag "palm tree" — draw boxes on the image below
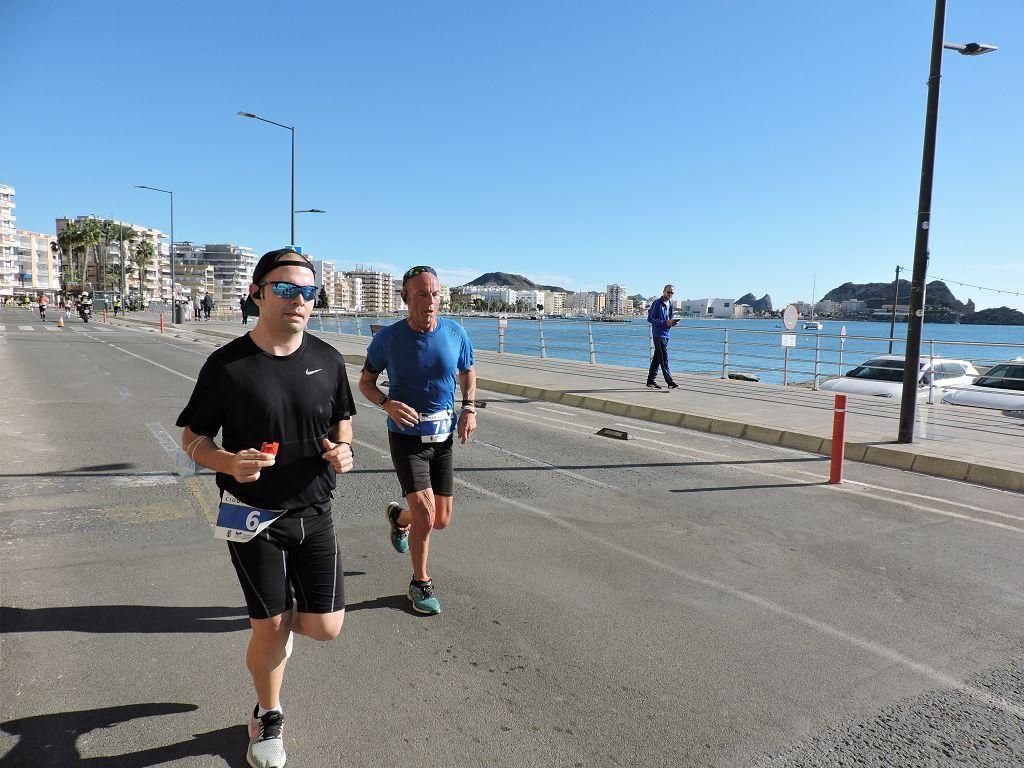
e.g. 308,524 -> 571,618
106,222 -> 137,296
77,218 -> 104,288
57,221 -> 84,289
133,240 -> 155,301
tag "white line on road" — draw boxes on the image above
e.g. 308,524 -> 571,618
18,325 -> 33,331
614,422 -> 664,434
0,325 -> 5,331
115,384 -> 135,400
43,325 -> 58,331
147,422 -> 180,456
350,435 -> 1024,721
535,405 -> 576,416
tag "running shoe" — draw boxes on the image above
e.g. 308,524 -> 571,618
667,381 -> 680,389
386,502 -> 409,554
646,382 -> 662,389
408,579 -> 441,615
247,706 -> 286,768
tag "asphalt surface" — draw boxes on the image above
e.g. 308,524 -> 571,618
2,307 -> 1024,767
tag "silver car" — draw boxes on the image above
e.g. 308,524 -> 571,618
941,360 -> 1024,410
819,354 -> 979,400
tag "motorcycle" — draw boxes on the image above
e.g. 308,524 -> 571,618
79,303 -> 92,323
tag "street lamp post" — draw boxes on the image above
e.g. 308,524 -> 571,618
134,185 -> 174,323
897,0 -> 996,442
238,111 -> 296,246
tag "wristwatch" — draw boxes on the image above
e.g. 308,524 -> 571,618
379,394 -> 389,406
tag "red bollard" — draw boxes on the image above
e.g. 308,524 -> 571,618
160,313 -> 164,334
103,307 -> 107,323
829,394 -> 847,484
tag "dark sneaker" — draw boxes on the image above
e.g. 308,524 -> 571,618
667,381 -> 680,389
408,579 -> 441,615
646,382 -> 662,389
386,502 -> 409,554
247,706 -> 286,768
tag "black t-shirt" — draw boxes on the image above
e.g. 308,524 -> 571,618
176,332 -> 356,510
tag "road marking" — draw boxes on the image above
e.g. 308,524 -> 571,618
147,422 -> 180,456
487,403 -> 1024,535
0,325 -> 5,331
615,422 -> 664,434
472,438 -> 622,491
115,384 -> 135,400
535,405 -> 576,416
43,325 -> 58,331
73,328 -> 199,383
18,325 -> 33,331
350,435 -> 1024,721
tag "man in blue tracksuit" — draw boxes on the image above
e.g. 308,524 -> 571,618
647,284 -> 679,389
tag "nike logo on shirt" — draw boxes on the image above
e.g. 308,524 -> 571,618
305,368 -> 323,376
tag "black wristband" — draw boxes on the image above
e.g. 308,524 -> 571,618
379,394 -> 389,406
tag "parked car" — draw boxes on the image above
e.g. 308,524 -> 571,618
819,354 -> 979,400
941,360 -> 1024,410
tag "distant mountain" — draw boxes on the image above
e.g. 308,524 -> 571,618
628,293 -> 646,304
960,307 -> 1024,325
464,272 -> 569,293
822,280 -> 969,312
736,293 -> 773,313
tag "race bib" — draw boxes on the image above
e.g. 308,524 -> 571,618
215,492 -> 286,542
418,409 -> 455,443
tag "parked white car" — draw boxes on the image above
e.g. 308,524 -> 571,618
941,360 -> 1024,410
819,354 -> 979,400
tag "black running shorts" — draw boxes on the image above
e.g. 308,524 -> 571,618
388,431 -> 455,497
227,507 -> 344,620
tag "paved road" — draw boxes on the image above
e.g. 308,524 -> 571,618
2,309 -> 1023,767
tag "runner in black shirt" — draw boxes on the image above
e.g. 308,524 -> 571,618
177,248 -> 355,768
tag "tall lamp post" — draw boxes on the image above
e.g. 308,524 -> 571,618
238,111 -> 296,246
134,185 -> 175,323
897,1 -> 995,443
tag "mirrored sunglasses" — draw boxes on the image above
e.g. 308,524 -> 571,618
403,265 -> 437,282
261,281 -> 319,301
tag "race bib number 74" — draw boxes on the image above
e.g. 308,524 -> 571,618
215,493 -> 285,542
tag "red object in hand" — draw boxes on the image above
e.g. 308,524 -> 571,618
261,441 -> 279,456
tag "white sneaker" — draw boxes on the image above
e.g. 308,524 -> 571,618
247,705 -> 286,768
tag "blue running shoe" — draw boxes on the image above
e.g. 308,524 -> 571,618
408,579 -> 441,615
386,502 -> 409,554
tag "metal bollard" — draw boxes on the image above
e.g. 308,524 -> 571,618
539,321 -> 547,358
721,328 -> 729,379
783,347 -> 790,387
812,332 -> 821,390
829,394 -> 848,484
927,339 -> 936,404
588,323 -> 596,364
159,313 -> 164,334
498,326 -> 505,354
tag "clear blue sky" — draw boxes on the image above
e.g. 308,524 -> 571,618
6,1 -> 1022,308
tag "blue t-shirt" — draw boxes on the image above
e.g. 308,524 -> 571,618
365,317 -> 475,434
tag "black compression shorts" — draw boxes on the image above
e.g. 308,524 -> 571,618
388,431 -> 455,497
227,507 -> 344,620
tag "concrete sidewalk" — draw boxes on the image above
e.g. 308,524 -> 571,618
117,314 -> 1024,492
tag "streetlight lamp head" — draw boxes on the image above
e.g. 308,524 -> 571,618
944,41 -> 998,56
238,111 -> 257,118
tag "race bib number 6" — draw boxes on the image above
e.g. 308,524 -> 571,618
215,493 -> 285,542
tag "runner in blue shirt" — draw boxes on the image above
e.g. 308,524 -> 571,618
359,265 -> 477,615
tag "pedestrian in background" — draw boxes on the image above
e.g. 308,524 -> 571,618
202,294 -> 213,321
240,296 -> 249,325
646,284 -> 680,390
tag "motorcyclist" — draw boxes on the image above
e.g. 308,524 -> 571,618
79,292 -> 93,322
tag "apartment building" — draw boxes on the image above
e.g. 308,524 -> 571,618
173,243 -> 216,302
344,267 -> 393,313
204,244 -> 257,304
334,273 -> 363,311
0,184 -> 18,297
13,229 -> 60,297
605,284 -> 628,315
312,259 -> 335,305
55,216 -> 168,299
543,290 -> 565,315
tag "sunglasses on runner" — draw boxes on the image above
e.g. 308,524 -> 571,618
402,265 -> 437,285
259,281 -> 319,301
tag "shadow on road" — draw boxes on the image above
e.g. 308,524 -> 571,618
0,605 -> 250,634
0,703 -> 248,767
345,593 -> 417,615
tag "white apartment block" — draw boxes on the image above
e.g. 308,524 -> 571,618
543,291 -> 564,315
14,229 -> 60,296
333,274 -> 363,311
312,260 -> 336,306
204,244 -> 257,304
605,284 -> 628,315
0,184 -> 18,297
460,285 -> 516,305
173,243 -> 216,301
516,290 -> 546,310
439,284 -> 451,312
345,267 -> 393,314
